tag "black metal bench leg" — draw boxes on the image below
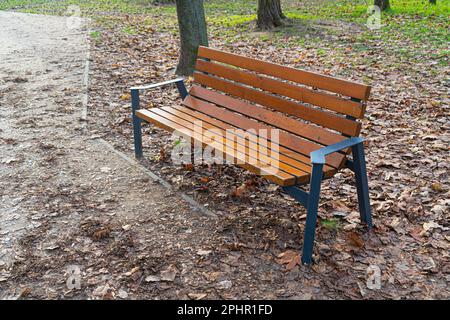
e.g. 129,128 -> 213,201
352,142 -> 373,228
301,163 -> 323,265
131,89 -> 143,159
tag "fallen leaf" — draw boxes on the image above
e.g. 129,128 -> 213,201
117,289 -> 128,299
430,204 -> 446,215
197,249 -> 212,256
421,221 -> 449,236
92,284 -> 110,298
231,184 -> 247,197
92,227 -> 110,241
277,250 -> 301,270
431,182 -> 444,192
347,232 -> 364,248
217,280 -> 232,289
124,267 -> 140,276
145,275 -> 160,282
160,265 -> 178,282
100,166 -> 111,173
119,93 -> 131,101
1,158 -> 18,164
19,287 -> 31,298
188,293 -> 208,300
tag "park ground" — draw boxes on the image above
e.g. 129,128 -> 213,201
0,0 -> 449,299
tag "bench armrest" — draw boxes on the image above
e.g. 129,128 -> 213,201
130,78 -> 188,105
130,77 -> 185,91
310,137 -> 364,164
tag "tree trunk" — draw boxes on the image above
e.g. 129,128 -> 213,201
175,0 -> 208,76
257,0 -> 285,30
374,0 -> 390,11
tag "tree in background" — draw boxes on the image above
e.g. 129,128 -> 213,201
256,0 -> 285,30
374,0 -> 390,11
174,0 -> 208,75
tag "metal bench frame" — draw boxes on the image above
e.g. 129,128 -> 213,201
131,77 -> 372,265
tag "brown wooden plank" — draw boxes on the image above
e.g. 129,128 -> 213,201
182,95 -> 346,168
197,46 -> 371,101
172,106 -> 335,173
150,107 -> 311,182
136,109 -> 296,186
190,85 -> 345,146
193,73 -> 361,137
195,59 -> 365,118
168,105 -> 338,181
157,106 -> 332,178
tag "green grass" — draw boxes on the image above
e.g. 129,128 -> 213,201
90,30 -> 101,39
1,0 -> 448,61
122,25 -> 137,35
321,219 -> 340,232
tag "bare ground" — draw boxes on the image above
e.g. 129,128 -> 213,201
0,12 -> 210,300
0,11 -> 448,300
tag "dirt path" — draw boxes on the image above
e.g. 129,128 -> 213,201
1,11 -> 448,300
0,12 -> 211,299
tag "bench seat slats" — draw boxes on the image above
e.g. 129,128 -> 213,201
195,59 -> 364,118
170,105 -> 336,175
182,94 -> 346,169
136,109 -> 298,186
151,107 -> 313,181
190,85 -> 345,146
197,46 -> 371,101
193,72 -> 361,137
166,105 -> 337,177
136,107 -> 338,185
171,104 -> 335,172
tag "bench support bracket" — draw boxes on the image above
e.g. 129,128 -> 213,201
131,89 -> 143,159
281,186 -> 309,209
282,138 -> 372,265
130,78 -> 187,159
302,162 -> 324,265
352,142 -> 373,228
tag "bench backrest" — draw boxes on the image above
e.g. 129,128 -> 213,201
189,46 -> 371,169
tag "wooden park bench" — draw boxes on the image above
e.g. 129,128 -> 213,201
130,46 -> 373,264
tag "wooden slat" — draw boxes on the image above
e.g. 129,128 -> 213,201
195,59 -> 365,118
190,85 -> 345,146
170,104 -> 337,176
197,46 -> 371,101
193,72 -> 361,137
136,109 -> 296,186
182,95 -> 346,168
157,107 -> 310,175
150,107 -> 311,182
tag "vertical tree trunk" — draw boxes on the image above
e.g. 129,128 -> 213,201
257,0 -> 285,30
374,0 -> 390,11
175,0 -> 208,76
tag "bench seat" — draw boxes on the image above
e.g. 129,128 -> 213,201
136,104 -> 339,186
130,46 -> 373,264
